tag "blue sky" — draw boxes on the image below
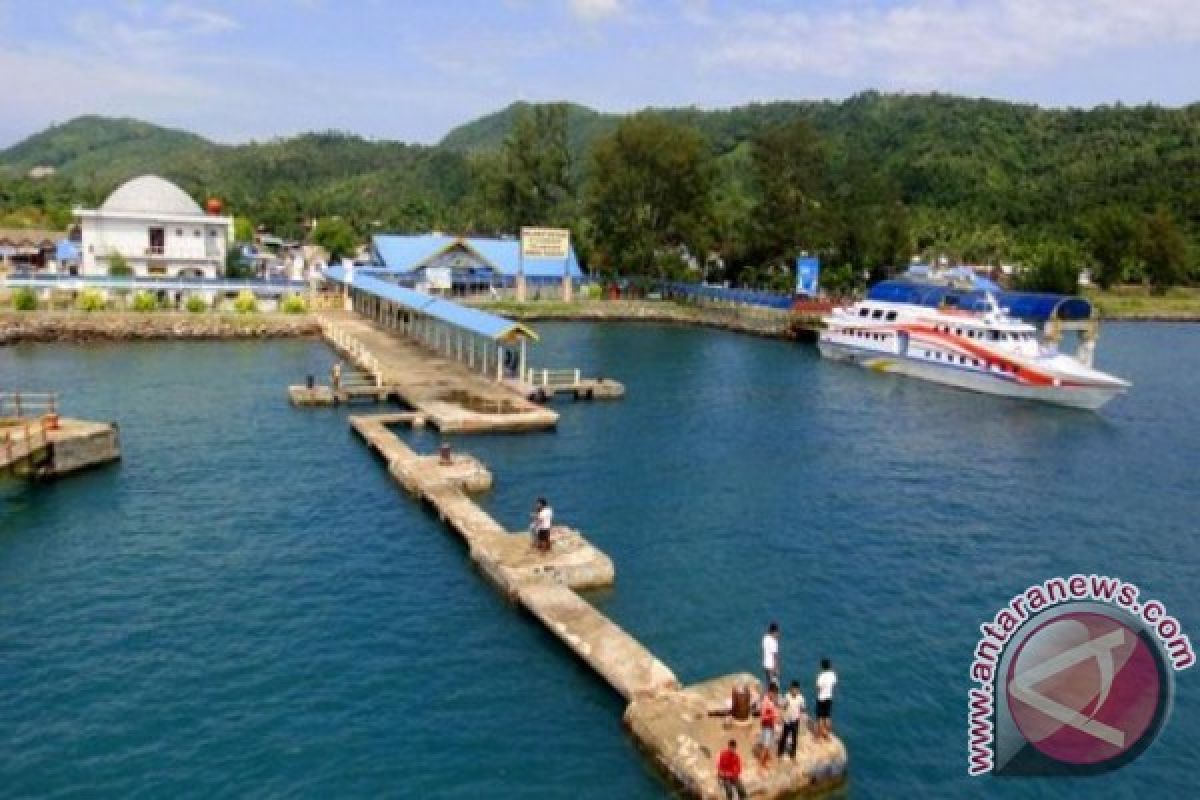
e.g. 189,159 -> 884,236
2,0 -> 1197,147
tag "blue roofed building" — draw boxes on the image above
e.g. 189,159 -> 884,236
368,233 -> 583,294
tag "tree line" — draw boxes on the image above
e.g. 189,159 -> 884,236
447,103 -> 1197,295
3,95 -> 1197,294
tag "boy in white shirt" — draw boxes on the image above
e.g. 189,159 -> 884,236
815,658 -> 838,740
761,622 -> 780,687
531,497 -> 553,552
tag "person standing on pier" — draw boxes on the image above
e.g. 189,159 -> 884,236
815,658 -> 838,740
331,361 -> 342,391
716,739 -> 747,800
761,622 -> 780,688
531,496 -> 553,552
778,680 -> 807,760
756,683 -> 780,769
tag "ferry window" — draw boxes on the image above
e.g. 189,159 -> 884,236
871,310 -> 884,319
960,356 -> 967,364
885,311 -> 897,321
955,328 -> 963,336
175,228 -> 183,236
859,308 -> 869,317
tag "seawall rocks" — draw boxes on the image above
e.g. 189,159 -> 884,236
1,312 -> 320,345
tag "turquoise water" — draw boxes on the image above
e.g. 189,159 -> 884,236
2,324 -> 1198,798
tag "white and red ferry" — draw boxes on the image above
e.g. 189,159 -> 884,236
818,279 -> 1129,411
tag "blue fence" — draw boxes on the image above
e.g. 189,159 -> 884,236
662,282 -> 794,310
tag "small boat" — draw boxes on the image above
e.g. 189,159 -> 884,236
818,273 -> 1130,411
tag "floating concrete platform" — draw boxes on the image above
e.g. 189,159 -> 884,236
472,526 -> 615,596
507,377 -> 626,402
1,417 -> 120,478
625,674 -> 848,798
344,411 -> 847,797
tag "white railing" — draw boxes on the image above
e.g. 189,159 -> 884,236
318,317 -> 384,387
526,368 -> 581,388
0,391 -> 58,418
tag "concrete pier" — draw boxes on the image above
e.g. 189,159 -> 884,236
625,675 -> 849,798
309,312 -> 560,432
1,417 -> 120,478
346,412 -> 847,797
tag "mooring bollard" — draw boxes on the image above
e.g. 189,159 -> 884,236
731,684 -> 752,723
438,442 -> 453,465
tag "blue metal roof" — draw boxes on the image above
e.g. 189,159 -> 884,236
866,280 -> 1093,322
372,234 -> 582,279
333,268 -> 537,341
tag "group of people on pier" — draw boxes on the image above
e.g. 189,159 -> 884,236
715,622 -> 838,800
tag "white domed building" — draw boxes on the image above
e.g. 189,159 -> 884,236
76,175 -> 233,279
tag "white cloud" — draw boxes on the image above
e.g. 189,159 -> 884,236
568,0 -> 626,22
163,3 -> 240,34
707,0 -> 1200,88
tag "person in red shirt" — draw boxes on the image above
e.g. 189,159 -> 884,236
716,739 -> 747,800
757,683 -> 780,768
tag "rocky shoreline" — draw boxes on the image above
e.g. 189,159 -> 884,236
472,300 -> 823,341
1,311 -> 320,345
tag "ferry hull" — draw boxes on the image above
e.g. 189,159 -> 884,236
818,340 -> 1123,411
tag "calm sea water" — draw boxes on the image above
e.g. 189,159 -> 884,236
2,323 -> 1198,798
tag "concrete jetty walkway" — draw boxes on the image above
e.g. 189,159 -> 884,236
347,412 -> 848,797
314,311 -> 560,432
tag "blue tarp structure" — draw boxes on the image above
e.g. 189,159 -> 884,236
324,265 -> 537,341
866,279 -> 1093,322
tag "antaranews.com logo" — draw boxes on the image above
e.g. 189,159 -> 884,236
968,574 -> 1194,776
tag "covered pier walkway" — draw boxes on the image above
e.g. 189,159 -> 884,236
325,266 -> 538,382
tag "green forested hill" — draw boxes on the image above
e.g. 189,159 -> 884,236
2,93 -> 1197,284
1,116 -> 215,178
445,94 -> 1199,237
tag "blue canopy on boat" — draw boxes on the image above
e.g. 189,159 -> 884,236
866,280 -> 1093,322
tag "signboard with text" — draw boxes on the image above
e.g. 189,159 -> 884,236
796,255 -> 820,296
424,266 -> 452,290
520,227 -> 571,260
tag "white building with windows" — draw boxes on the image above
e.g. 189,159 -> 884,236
76,175 -> 233,279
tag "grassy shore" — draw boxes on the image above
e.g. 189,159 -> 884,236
1085,287 -> 1200,320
